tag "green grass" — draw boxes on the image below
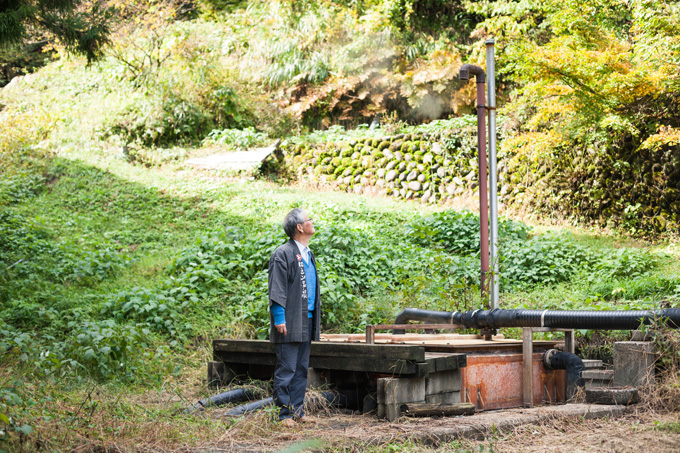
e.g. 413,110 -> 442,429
655,420 -> 680,434
2,51 -> 680,452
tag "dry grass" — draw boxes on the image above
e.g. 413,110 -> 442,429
4,374 -> 680,452
4,329 -> 680,452
465,412 -> 680,453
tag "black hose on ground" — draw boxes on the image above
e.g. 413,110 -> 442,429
393,308 -> 680,332
223,390 -> 355,417
185,388 -> 256,413
225,396 -> 275,416
544,350 -> 585,400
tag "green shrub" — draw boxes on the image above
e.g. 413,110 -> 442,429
1,319 -> 156,381
55,320 -> 153,380
501,236 -> 591,288
0,171 -> 45,205
106,96 -> 213,147
204,127 -> 269,150
0,381 -> 33,442
170,227 -> 284,284
595,247 -> 656,280
64,249 -> 133,286
314,224 -> 400,294
407,210 -> 531,256
100,288 -> 191,337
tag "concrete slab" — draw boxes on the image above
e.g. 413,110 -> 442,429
614,341 -> 656,388
425,391 -> 461,404
586,387 -> 640,405
426,370 -> 462,394
409,404 -> 633,445
582,369 -> 614,388
582,359 -> 603,369
185,145 -> 275,172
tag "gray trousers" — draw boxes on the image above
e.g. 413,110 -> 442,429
273,318 -> 312,420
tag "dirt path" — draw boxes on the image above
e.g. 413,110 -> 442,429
191,405 -> 680,452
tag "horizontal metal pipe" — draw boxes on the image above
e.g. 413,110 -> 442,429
394,308 -> 680,331
394,308 -> 456,325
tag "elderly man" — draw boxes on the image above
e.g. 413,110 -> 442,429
268,208 -> 321,426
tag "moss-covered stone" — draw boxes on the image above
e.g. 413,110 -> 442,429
390,140 -> 403,152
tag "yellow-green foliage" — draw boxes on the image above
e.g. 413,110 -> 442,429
495,0 -> 680,233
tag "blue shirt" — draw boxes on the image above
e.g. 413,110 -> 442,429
303,254 -> 316,317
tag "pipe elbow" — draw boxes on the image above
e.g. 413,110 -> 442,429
544,350 -> 585,400
459,64 -> 486,83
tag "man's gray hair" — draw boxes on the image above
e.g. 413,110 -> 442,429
283,208 -> 307,238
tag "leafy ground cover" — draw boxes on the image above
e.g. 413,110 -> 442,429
1,133 -> 680,449
0,3 -> 679,447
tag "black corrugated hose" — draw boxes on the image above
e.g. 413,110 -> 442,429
393,308 -> 680,331
545,350 -> 585,400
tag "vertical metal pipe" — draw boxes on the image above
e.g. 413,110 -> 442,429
475,81 -> 489,302
486,39 -> 499,310
459,64 -> 489,307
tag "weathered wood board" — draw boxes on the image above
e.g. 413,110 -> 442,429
212,339 -> 466,377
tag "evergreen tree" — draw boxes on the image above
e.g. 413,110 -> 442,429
0,0 -> 110,63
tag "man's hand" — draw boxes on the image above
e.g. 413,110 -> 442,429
275,323 -> 287,335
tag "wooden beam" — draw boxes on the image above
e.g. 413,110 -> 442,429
214,351 -> 277,367
310,356 -> 418,375
213,339 -> 274,356
213,339 -> 426,361
424,353 -> 467,372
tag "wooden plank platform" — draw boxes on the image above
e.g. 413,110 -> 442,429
212,339 -> 466,377
319,333 -> 563,354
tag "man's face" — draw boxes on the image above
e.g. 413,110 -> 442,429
297,213 -> 315,236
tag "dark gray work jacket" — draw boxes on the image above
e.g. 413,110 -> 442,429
268,239 -> 321,343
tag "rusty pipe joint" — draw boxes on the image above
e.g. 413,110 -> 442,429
459,64 -> 486,84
